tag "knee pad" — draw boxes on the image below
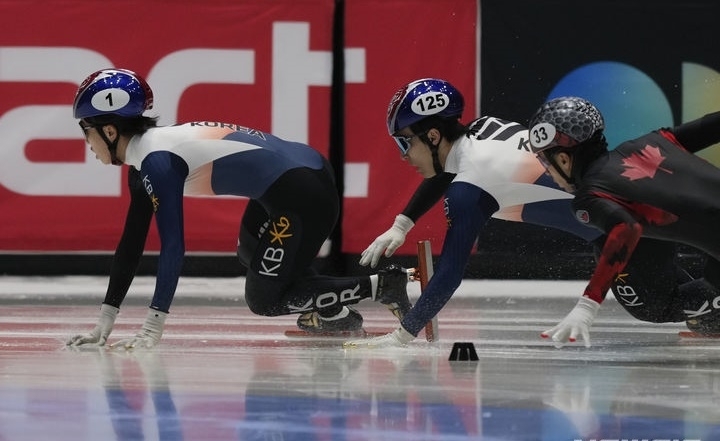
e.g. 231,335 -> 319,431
244,273 -> 286,316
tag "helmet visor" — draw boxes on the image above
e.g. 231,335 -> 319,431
391,131 -> 426,156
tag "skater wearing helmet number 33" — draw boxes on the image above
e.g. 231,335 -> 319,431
527,96 -> 720,344
345,79 -> 720,350
66,68 -> 413,349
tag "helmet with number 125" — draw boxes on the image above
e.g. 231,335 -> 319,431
73,68 -> 154,119
386,78 -> 464,136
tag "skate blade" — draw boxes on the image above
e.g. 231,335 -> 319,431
678,330 -> 720,339
285,329 -> 388,338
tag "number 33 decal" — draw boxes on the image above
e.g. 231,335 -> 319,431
529,122 -> 557,149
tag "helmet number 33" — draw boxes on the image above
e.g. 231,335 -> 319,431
530,122 -> 557,149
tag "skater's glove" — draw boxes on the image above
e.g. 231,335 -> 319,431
66,303 -> 119,347
541,297 -> 600,348
343,326 -> 415,349
111,308 -> 167,350
359,214 -> 414,268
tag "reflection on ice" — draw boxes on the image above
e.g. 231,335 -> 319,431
0,278 -> 719,440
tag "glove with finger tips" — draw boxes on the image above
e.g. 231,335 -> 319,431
541,297 -> 600,348
343,326 -> 415,349
66,303 -> 119,347
111,308 -> 167,350
359,214 -> 414,268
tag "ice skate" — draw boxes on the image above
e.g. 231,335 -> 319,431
296,306 -> 363,335
681,317 -> 720,338
376,264 -> 413,320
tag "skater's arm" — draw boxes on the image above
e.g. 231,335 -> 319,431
400,182 -> 498,336
574,196 -> 643,304
666,110 -> 720,154
104,166 -> 154,308
401,172 -> 455,221
67,167 -> 153,347
359,172 -> 455,267
541,197 -> 641,349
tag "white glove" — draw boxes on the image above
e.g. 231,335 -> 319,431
359,214 -> 414,268
541,297 -> 600,348
66,303 -> 119,347
343,326 -> 415,349
111,308 -> 167,350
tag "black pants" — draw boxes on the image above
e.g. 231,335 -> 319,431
595,237 -> 720,324
237,162 -> 372,317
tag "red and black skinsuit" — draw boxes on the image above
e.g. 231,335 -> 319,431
574,112 -> 720,331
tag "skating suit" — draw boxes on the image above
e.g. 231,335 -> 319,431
571,113 -> 720,323
123,122 -> 337,313
400,116 -> 602,336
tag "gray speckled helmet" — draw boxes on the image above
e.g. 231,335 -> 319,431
528,96 -> 605,154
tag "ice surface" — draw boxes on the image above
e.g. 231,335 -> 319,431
1,276 -> 719,440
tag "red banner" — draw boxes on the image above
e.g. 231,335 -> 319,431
342,0 -> 479,254
0,0 -> 478,255
0,0 -> 334,252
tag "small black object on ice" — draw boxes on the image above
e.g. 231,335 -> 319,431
449,342 -> 478,361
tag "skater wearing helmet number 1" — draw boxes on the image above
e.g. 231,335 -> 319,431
345,79 -> 605,349
527,96 -> 720,344
66,68 -> 412,349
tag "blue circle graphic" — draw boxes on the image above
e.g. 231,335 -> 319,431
547,61 -> 673,149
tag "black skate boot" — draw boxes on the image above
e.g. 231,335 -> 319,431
376,264 -> 412,320
297,306 -> 363,334
685,316 -> 720,336
682,279 -> 720,337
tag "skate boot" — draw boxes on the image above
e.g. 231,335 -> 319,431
296,306 -> 363,334
376,264 -> 413,320
685,316 -> 720,337
682,279 -> 720,337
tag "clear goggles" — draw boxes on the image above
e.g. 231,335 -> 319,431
536,151 -> 553,170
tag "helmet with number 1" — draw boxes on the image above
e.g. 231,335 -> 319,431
386,78 -> 464,135
528,96 -> 605,155
73,68 -> 154,119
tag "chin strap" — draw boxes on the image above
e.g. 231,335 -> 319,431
430,147 -> 443,175
420,133 -> 444,175
547,153 -> 575,190
97,126 -> 124,166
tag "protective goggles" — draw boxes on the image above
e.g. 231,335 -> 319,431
79,121 -> 95,138
536,151 -> 553,170
391,131 -> 426,155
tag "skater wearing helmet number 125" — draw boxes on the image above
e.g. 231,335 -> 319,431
528,97 -> 720,344
345,79 -> 606,349
66,68 -> 412,349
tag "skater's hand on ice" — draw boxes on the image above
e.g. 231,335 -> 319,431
111,333 -> 159,350
541,297 -> 600,348
343,326 -> 415,349
110,308 -> 167,350
359,215 -> 414,268
66,304 -> 119,347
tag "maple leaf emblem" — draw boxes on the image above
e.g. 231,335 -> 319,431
620,145 -> 672,181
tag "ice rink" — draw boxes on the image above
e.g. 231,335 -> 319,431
1,275 -> 719,441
